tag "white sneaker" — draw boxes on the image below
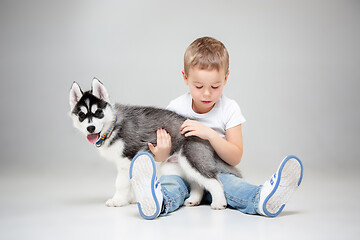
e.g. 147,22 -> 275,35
130,152 -> 163,220
258,155 -> 303,217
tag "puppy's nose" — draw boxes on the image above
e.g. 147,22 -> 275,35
87,126 -> 95,133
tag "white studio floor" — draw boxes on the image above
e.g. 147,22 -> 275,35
1,161 -> 359,240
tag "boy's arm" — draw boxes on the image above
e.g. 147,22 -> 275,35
181,120 -> 243,166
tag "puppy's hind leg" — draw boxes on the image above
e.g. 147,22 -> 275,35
184,181 -> 203,207
178,154 -> 227,210
202,178 -> 227,210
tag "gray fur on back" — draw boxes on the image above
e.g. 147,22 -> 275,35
111,104 -> 241,179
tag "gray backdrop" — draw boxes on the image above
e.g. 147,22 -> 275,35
0,0 -> 359,172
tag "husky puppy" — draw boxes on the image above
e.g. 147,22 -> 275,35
69,78 -> 241,209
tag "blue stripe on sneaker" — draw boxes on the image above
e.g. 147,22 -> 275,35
130,152 -> 161,220
262,155 -> 303,217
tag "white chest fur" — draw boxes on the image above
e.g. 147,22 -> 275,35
97,138 -> 130,169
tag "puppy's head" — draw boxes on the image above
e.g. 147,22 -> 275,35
69,78 -> 114,144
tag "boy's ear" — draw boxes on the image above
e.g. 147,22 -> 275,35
92,77 -> 110,102
69,82 -> 83,110
182,70 -> 189,85
224,70 -> 230,85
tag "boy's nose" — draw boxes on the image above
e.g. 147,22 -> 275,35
203,89 -> 211,97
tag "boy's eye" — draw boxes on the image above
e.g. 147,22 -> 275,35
212,86 -> 219,89
195,86 -> 203,89
78,112 -> 86,122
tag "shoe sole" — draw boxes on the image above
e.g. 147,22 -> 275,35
129,152 -> 161,220
263,155 -> 303,217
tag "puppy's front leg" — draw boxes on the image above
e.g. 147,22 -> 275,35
106,168 -> 132,207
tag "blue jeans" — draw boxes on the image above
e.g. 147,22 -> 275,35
159,174 -> 261,216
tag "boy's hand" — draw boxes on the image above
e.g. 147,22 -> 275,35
148,129 -> 172,162
180,119 -> 217,140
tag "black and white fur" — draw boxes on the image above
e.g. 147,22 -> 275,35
69,78 -> 241,209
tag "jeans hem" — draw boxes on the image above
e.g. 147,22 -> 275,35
254,185 -> 262,215
224,185 -> 262,215
159,175 -> 189,216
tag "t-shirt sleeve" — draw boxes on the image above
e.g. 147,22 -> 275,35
225,100 -> 246,130
166,100 -> 177,113
165,93 -> 190,117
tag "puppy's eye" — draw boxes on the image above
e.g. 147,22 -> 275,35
78,112 -> 86,122
94,109 -> 104,118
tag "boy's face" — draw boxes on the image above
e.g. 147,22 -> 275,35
183,67 -> 229,114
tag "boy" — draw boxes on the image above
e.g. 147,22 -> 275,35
130,37 -> 303,219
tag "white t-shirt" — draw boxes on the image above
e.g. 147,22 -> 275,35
166,93 -> 246,139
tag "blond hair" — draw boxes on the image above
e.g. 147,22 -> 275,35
184,36 -> 229,76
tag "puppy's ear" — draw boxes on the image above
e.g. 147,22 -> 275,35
92,77 -> 110,102
69,82 -> 83,110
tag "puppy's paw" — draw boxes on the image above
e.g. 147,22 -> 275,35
105,198 -> 129,207
184,197 -> 201,207
210,199 -> 227,210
